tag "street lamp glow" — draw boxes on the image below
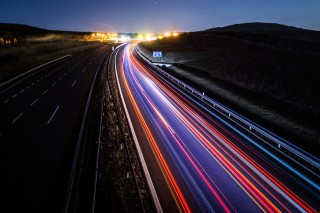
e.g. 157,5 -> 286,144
146,34 -> 152,41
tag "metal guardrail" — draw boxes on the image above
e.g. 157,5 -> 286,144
135,47 -> 320,178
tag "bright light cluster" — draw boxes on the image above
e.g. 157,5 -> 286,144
89,31 -> 179,43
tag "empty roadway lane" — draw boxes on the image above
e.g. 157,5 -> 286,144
0,44 -> 110,212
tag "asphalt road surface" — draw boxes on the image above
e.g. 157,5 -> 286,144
115,43 -> 319,212
0,44 -> 110,212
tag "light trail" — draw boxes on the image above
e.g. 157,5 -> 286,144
116,43 -> 319,212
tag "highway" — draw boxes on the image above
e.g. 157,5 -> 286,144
0,44 -> 110,212
114,43 -> 320,212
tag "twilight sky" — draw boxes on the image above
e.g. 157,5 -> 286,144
1,0 -> 320,33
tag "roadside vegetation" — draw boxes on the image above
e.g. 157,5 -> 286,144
0,23 -> 111,83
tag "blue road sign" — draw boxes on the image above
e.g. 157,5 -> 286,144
153,51 -> 163,57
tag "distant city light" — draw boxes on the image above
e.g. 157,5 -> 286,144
145,34 -> 152,41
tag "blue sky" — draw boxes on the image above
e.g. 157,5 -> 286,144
1,0 -> 320,33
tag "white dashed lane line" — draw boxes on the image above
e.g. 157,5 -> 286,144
82,68 -> 86,72
30,98 -> 38,106
3,99 -> 9,104
19,90 -> 24,93
47,106 -> 59,124
42,89 -> 48,95
71,80 -> 77,88
12,112 -> 24,124
12,94 -> 17,98
58,77 -> 63,80
52,82 -> 56,87
26,86 -> 30,89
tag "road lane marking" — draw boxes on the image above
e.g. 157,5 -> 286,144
82,68 -> 86,72
32,83 -> 35,86
89,61 -> 92,64
19,90 -> 24,93
36,80 -> 40,82
12,94 -> 17,98
52,82 -> 56,87
12,112 -> 24,124
71,80 -> 77,87
3,99 -> 9,104
26,86 -> 30,89
58,77 -> 63,80
47,106 -> 59,124
64,72 -> 67,76
30,98 -> 38,106
42,89 -> 48,95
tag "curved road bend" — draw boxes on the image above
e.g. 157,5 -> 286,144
0,44 -> 111,212
115,43 -> 319,213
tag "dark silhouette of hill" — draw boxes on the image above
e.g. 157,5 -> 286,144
207,22 -> 311,32
0,23 -> 48,36
205,22 -> 320,43
0,23 -> 90,37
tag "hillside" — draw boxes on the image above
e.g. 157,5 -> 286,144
0,23 -> 91,37
138,22 -> 320,152
0,23 -> 48,37
207,22 -> 309,32
206,22 -> 320,44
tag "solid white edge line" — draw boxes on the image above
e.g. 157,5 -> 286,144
114,45 -> 163,213
47,106 -> 59,124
